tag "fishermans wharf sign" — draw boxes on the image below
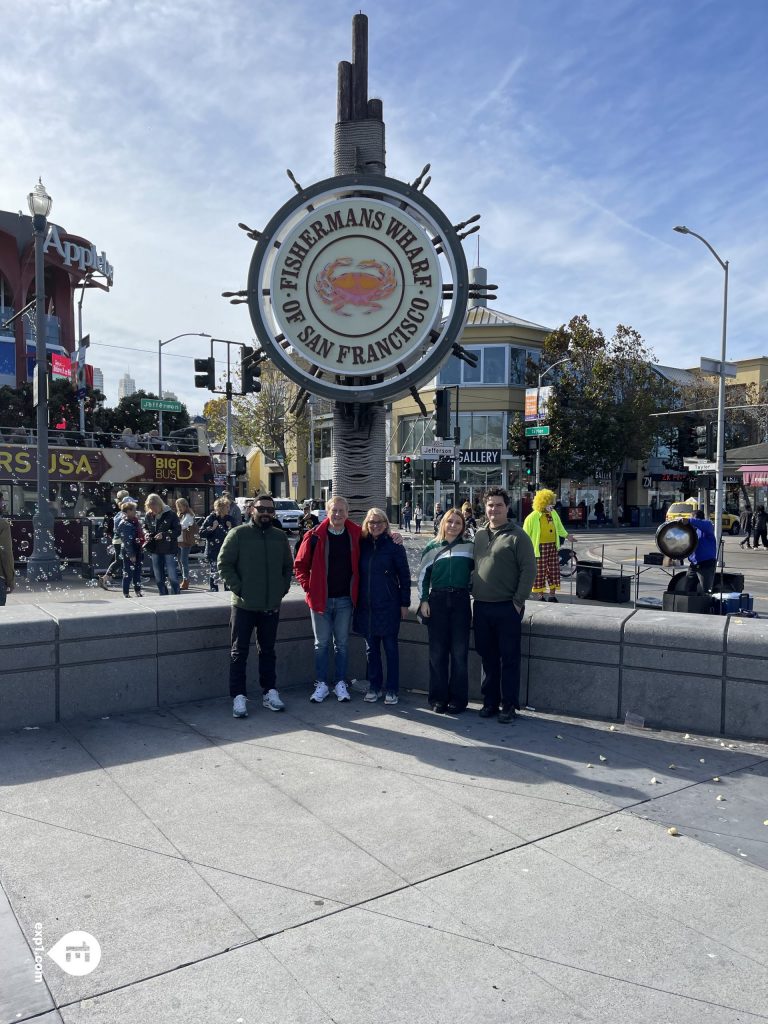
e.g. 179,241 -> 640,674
246,174 -> 470,403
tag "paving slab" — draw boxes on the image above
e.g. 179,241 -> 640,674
628,759 -> 768,868
0,812 -> 253,1008
58,943 -> 331,1024
1,694 -> 766,1023
364,822 -> 768,1021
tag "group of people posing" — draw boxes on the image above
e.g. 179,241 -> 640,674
218,488 -> 540,724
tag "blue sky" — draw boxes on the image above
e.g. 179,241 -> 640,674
3,0 -> 766,411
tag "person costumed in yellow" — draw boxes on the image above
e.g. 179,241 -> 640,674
522,489 -> 575,603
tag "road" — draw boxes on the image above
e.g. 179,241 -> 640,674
569,527 -> 767,614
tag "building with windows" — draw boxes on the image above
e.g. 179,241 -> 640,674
117,373 -> 136,401
92,367 -> 104,394
0,209 -> 112,391
390,266 -> 551,519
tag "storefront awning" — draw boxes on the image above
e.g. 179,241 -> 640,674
739,465 -> 768,486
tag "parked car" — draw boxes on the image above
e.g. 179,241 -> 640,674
665,500 -> 740,535
273,498 -> 302,533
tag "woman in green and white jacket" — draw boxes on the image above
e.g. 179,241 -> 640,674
417,508 -> 474,713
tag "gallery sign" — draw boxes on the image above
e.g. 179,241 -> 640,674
459,449 -> 501,465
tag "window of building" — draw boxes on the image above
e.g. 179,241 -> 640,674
313,426 -> 332,460
438,345 -> 538,387
457,412 -> 505,448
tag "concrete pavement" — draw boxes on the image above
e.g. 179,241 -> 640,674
2,691 -> 767,1023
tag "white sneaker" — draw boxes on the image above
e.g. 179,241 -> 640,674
262,688 -> 285,712
384,692 -> 399,706
363,689 -> 381,702
232,695 -> 248,718
333,681 -> 351,702
310,681 -> 329,703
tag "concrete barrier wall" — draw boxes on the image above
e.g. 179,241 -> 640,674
1,596 -> 765,740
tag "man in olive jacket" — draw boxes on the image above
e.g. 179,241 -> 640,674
472,487 -> 537,723
218,493 -> 294,718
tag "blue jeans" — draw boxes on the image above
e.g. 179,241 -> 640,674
150,553 -> 180,595
122,552 -> 143,595
365,632 -> 400,694
310,596 -> 352,683
178,547 -> 190,581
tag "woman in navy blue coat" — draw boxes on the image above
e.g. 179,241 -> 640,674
353,508 -> 411,706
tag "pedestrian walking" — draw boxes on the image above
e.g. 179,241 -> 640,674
417,508 -> 474,713
522,488 -> 575,602
739,507 -> 753,548
99,488 -> 131,589
294,495 -> 359,704
0,516 -> 15,606
175,497 -> 197,589
472,487 -> 537,723
433,503 -> 444,535
200,498 -> 235,591
114,501 -> 145,598
353,509 -> 411,706
753,506 -> 768,549
221,492 -> 242,526
143,493 -> 182,595
401,501 -> 412,532
414,504 -> 423,534
218,493 -> 293,718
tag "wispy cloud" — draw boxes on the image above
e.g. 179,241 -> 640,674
2,0 -> 765,408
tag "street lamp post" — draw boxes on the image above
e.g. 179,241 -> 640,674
26,179 -> 61,583
158,332 -> 210,436
674,226 -> 729,548
535,355 -> 571,490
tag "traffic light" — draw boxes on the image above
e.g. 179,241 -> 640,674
241,346 -> 262,395
678,423 -> 696,459
194,356 -> 215,390
234,455 -> 247,476
433,388 -> 451,438
431,457 -> 453,482
693,423 -> 714,460
402,456 -> 412,478
523,453 -> 535,478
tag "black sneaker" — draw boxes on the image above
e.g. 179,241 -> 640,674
478,705 -> 498,718
431,702 -> 447,714
446,704 -> 466,714
498,706 -> 517,724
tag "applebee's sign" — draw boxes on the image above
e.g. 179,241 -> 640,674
44,224 -> 113,286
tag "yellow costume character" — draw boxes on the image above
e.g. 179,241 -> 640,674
522,489 -> 573,602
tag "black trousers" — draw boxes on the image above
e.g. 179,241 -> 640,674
427,589 -> 471,708
229,606 -> 280,697
473,600 -> 523,710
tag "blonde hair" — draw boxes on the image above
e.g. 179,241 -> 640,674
116,489 -> 129,501
175,497 -> 190,513
326,495 -> 349,513
145,493 -> 163,513
214,497 -> 230,515
437,508 -> 466,542
362,508 -> 391,538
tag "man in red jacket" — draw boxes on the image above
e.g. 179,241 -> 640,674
294,496 -> 360,703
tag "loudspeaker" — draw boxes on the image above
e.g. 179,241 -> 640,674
662,592 -> 712,614
594,575 -> 631,603
576,562 -> 602,599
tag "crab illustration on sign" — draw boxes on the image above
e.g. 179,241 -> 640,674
315,257 -> 397,315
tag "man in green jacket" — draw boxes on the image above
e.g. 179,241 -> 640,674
218,493 -> 294,718
472,487 -> 537,723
